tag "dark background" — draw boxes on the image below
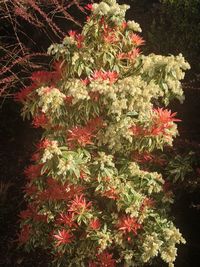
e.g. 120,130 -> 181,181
0,0 -> 200,266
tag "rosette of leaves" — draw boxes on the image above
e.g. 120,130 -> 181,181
17,1 -> 190,266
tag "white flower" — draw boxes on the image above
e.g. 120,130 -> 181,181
161,246 -> 177,265
93,2 -> 110,15
37,87 -> 65,114
64,79 -> 89,103
63,36 -> 75,45
164,227 -> 186,244
97,231 -> 112,252
41,141 -> 62,163
142,233 -> 163,262
127,20 -> 142,32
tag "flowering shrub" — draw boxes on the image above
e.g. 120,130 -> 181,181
17,1 -> 190,266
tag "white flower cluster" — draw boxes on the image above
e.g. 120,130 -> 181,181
121,249 -> 134,263
97,117 -> 133,152
92,0 -> 130,23
141,53 -> 190,78
90,75 -> 162,121
64,79 -> 89,103
128,162 -> 142,176
163,226 -> 186,245
127,20 -> 142,32
142,225 -> 186,266
129,162 -> 164,194
71,52 -> 79,65
142,233 -> 163,262
41,141 -> 62,163
37,87 -> 65,114
90,80 -> 115,98
63,36 -> 76,46
57,159 -> 68,176
123,187 -> 144,218
94,151 -> 115,170
161,247 -> 177,267
47,43 -> 69,56
57,155 -> 75,176
116,76 -> 162,115
54,71 -> 175,153
140,53 -> 190,103
146,172 -> 164,194
97,230 -> 113,252
109,98 -> 127,119
162,122 -> 178,146
113,231 -> 123,246
97,110 -> 178,153
47,35 -> 76,56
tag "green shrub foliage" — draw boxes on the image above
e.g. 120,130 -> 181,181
17,1 -> 190,266
147,0 -> 200,74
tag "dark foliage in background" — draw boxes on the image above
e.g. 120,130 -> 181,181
148,0 -> 200,75
130,0 -> 200,78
